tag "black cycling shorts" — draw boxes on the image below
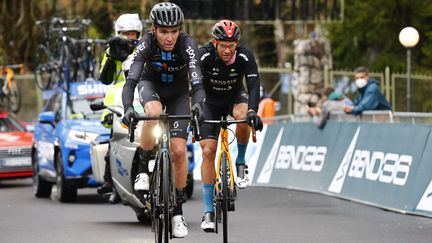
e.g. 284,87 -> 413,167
200,91 -> 248,140
137,80 -> 190,139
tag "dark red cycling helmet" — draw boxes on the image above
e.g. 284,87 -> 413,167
212,20 -> 241,41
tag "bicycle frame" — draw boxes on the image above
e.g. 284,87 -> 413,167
215,121 -> 236,195
128,113 -> 194,243
35,17 -> 91,91
205,115 -> 256,243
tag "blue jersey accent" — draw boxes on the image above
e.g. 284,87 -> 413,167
160,51 -> 174,83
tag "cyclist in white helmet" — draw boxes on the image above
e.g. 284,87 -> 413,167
96,13 -> 143,203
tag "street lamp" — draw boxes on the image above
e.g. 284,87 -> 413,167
399,27 -> 419,112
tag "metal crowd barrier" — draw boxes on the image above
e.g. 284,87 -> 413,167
263,110 -> 432,125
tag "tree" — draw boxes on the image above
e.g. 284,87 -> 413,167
327,0 -> 432,73
0,0 -> 154,66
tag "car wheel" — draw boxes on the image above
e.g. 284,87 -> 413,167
56,151 -> 77,202
32,148 -> 52,198
185,172 -> 194,199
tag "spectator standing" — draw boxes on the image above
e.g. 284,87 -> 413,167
344,66 -> 391,115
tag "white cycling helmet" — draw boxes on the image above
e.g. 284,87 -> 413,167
114,13 -> 143,37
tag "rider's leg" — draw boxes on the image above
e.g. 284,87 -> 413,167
141,100 -> 162,150
200,138 -> 217,232
201,139 -> 217,212
134,101 -> 162,191
233,103 -> 250,188
171,137 -> 188,192
233,102 -> 249,164
171,137 -> 189,237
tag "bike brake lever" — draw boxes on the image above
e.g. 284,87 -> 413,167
250,120 -> 257,143
128,117 -> 136,143
193,114 -> 201,141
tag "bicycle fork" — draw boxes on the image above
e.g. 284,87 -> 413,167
215,128 -> 237,207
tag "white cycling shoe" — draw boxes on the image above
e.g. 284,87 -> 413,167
172,215 -> 188,238
134,173 -> 149,191
236,164 -> 249,189
200,212 -> 215,232
236,176 -> 249,189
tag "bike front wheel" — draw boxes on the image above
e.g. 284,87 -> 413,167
154,151 -> 171,243
162,151 -> 171,243
221,152 -> 229,243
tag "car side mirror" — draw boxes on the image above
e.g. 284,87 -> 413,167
38,111 -> 56,127
90,100 -> 106,111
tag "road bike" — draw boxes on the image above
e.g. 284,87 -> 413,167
202,115 -> 256,243
128,112 -> 198,243
34,17 -> 90,91
0,64 -> 24,113
74,38 -> 106,81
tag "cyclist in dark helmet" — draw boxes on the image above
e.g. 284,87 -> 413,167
121,2 -> 205,238
197,19 -> 263,232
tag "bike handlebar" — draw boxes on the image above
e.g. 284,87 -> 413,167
126,114 -> 194,143
202,119 -> 257,143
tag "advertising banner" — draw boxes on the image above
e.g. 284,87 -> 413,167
250,121 -> 432,217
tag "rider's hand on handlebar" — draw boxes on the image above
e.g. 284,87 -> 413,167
191,102 -> 204,125
122,106 -> 138,127
107,36 -> 131,62
247,110 -> 263,131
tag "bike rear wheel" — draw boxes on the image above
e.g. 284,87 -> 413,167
34,45 -> 56,90
56,42 -> 76,90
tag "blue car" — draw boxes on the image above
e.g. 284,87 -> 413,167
32,81 -> 110,202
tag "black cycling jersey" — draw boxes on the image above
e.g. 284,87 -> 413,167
122,31 -> 205,110
197,42 -> 260,111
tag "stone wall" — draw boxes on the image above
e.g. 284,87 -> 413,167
293,37 -> 331,114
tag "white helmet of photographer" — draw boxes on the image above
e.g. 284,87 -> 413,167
114,13 -> 143,37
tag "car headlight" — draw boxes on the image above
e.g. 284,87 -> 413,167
68,130 -> 99,143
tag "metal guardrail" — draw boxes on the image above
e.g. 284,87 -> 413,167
264,110 -> 432,125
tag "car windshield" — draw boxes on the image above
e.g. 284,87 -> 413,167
0,115 -> 25,132
66,97 -> 104,120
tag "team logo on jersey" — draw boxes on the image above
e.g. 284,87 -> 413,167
173,121 -> 179,129
239,53 -> 249,61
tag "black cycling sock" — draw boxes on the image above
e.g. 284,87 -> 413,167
173,202 -> 183,216
173,188 -> 186,215
138,149 -> 151,174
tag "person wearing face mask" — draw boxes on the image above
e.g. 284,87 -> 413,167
344,66 -> 391,115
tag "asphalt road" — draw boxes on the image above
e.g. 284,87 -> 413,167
1,178 -> 432,243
